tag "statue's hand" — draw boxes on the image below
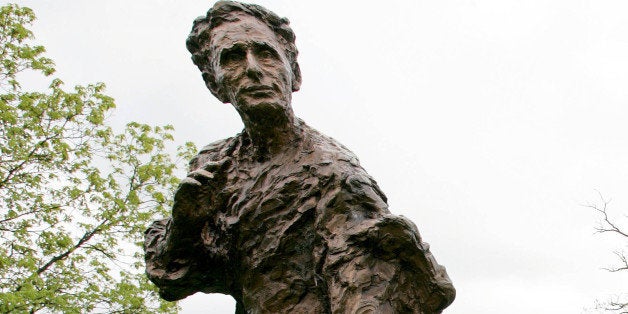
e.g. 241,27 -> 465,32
172,158 -> 231,227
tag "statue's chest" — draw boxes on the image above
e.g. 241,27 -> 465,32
226,160 -> 310,216
220,158 -> 323,255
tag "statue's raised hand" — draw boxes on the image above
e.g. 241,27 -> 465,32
172,158 -> 231,228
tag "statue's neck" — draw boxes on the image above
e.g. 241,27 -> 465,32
240,108 -> 301,157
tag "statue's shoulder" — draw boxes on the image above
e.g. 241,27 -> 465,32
301,122 -> 378,180
188,134 -> 244,171
301,122 -> 360,167
300,121 -> 390,207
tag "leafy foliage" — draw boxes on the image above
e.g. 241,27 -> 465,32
0,4 -> 195,313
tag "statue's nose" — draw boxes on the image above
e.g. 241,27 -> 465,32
245,53 -> 263,80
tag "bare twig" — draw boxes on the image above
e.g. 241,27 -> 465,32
587,191 -> 628,313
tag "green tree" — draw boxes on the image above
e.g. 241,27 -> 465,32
0,4 -> 195,313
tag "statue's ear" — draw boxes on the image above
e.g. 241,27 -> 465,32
203,73 -> 229,103
291,62 -> 302,92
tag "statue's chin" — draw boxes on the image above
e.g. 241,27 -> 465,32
237,99 -> 292,127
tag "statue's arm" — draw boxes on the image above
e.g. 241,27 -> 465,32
144,217 -> 204,301
320,172 -> 455,313
144,157 -> 232,301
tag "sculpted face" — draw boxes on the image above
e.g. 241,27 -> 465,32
209,14 -> 295,116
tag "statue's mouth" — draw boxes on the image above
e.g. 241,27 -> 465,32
240,85 -> 275,97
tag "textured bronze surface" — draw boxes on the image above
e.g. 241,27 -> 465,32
144,2 -> 455,313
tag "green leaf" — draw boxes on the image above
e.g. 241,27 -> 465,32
0,4 -> 186,313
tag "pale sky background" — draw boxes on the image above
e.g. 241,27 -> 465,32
10,0 -> 628,313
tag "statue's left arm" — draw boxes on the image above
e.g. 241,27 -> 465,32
318,171 -> 455,313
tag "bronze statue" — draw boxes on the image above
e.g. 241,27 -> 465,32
144,1 -> 455,313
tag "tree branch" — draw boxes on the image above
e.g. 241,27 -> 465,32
586,191 -> 628,238
35,218 -> 108,275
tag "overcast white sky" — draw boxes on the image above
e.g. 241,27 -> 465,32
11,0 -> 628,313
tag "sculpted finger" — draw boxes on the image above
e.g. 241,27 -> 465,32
179,176 -> 202,188
172,177 -> 201,215
202,157 -> 231,172
188,169 -> 215,184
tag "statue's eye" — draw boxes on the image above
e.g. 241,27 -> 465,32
258,50 -> 272,59
256,47 -> 277,61
221,48 -> 245,65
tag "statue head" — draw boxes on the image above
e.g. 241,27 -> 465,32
186,1 -> 302,115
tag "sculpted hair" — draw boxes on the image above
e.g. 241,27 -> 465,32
186,1 -> 302,102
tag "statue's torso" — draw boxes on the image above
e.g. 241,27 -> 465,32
146,121 -> 454,313
192,122 -> 383,312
